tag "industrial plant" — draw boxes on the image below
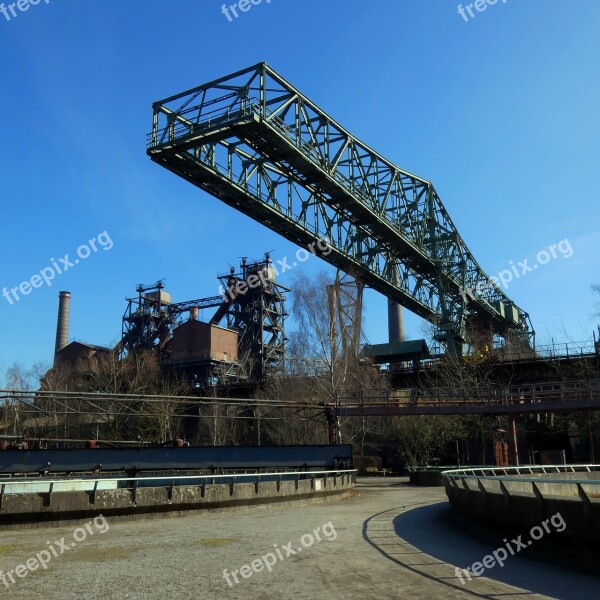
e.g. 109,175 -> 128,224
3,62 -> 600,467
3,2 -> 600,599
52,253 -> 288,393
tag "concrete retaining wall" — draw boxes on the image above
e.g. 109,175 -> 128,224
445,474 -> 600,540
0,474 -> 356,529
457,472 -> 600,499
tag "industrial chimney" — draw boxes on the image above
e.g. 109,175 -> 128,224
388,299 -> 405,343
388,267 -> 405,343
54,291 -> 71,363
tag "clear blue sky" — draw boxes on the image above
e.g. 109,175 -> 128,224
1,0 -> 599,375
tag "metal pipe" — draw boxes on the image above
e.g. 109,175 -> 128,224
509,416 -> 520,466
0,435 -> 152,446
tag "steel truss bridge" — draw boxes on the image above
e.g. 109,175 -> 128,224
331,378 -> 600,417
147,63 -> 533,356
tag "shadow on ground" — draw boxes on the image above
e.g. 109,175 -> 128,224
387,501 -> 600,600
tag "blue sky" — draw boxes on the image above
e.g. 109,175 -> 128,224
1,0 -> 599,374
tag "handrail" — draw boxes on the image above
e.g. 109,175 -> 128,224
337,379 -> 600,409
441,465 -> 600,501
493,340 -> 597,361
442,464 -> 597,477
147,96 -> 261,147
407,465 -> 491,473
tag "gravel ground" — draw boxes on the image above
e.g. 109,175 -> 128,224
0,479 -> 597,599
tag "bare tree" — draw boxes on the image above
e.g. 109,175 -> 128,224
19,351 -> 190,443
287,271 -> 376,400
1,363 -> 31,437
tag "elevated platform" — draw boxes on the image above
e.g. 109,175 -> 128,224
332,378 -> 600,417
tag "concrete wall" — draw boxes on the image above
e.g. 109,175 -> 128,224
0,473 -> 356,529
457,471 -> 600,499
445,472 -> 600,540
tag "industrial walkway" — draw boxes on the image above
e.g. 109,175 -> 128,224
0,479 -> 596,599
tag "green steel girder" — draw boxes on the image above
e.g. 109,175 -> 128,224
147,63 -> 534,354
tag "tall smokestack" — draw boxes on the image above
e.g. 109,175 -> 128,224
388,267 -> 405,343
388,300 -> 405,343
54,291 -> 71,362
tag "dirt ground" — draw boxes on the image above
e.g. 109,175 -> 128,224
0,478 -> 597,600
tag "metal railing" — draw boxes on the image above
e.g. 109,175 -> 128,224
338,379 -> 600,410
442,464 -> 600,503
443,464 -> 598,477
148,97 -> 260,148
407,465 -> 491,473
378,340 -> 598,372
492,340 -> 598,362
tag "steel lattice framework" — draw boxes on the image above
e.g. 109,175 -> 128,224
147,63 -> 534,355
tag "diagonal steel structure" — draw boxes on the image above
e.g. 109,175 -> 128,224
147,63 -> 534,355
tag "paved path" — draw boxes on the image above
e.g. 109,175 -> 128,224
0,479 -> 597,599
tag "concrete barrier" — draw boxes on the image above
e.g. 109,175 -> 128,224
443,466 -> 600,541
0,472 -> 356,529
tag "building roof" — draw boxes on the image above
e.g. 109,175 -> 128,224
361,339 -> 431,363
58,341 -> 111,353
